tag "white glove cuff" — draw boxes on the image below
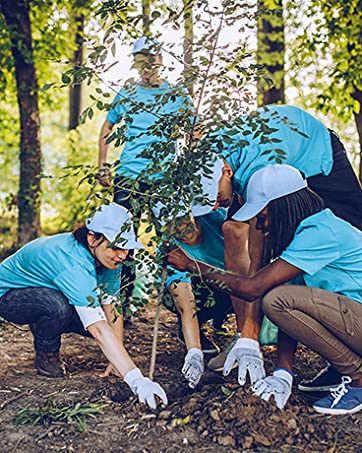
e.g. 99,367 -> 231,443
235,338 -> 261,353
186,348 -> 203,359
273,369 -> 293,387
124,367 -> 143,391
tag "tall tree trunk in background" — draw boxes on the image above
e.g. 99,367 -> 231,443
183,0 -> 194,97
351,89 -> 362,183
142,0 -> 151,34
68,11 -> 84,131
1,0 -> 41,244
256,0 -> 285,106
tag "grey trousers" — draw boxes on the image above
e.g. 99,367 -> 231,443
262,285 -> 362,380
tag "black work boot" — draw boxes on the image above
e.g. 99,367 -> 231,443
35,351 -> 66,378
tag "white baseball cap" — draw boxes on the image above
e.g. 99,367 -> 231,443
232,164 -> 308,222
132,37 -> 162,55
189,154 -> 225,216
86,203 -> 144,249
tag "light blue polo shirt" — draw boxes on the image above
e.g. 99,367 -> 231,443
281,209 -> 362,304
167,209 -> 226,286
216,105 -> 333,198
0,233 -> 121,307
107,80 -> 192,178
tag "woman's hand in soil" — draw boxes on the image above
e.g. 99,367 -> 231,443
251,369 -> 293,409
167,247 -> 195,272
124,368 -> 168,410
99,363 -> 122,378
182,348 -> 204,389
223,338 -> 265,386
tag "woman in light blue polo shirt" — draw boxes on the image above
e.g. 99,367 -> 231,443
168,164 -> 362,415
0,203 -> 167,410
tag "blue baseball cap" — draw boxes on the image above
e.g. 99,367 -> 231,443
86,203 -> 144,249
132,37 -> 162,55
232,164 -> 307,222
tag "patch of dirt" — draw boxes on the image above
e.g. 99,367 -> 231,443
0,300 -> 361,453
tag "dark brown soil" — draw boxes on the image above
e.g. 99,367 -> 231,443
0,300 -> 361,453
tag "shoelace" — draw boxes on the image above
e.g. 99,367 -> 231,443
330,375 -> 352,408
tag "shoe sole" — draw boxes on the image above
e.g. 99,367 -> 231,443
37,368 -> 65,378
298,383 -> 340,392
313,402 -> 362,415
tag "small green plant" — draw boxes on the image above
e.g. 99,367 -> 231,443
13,400 -> 107,432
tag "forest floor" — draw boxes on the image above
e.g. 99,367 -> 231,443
0,299 -> 361,453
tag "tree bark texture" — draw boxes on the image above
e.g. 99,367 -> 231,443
142,0 -> 151,34
1,0 -> 42,244
183,0 -> 194,97
351,89 -> 362,183
257,0 -> 285,106
69,13 -> 84,131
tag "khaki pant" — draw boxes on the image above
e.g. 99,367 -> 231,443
262,285 -> 362,380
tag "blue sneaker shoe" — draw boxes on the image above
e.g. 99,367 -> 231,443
313,376 -> 362,415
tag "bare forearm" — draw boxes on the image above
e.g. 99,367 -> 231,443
102,304 -> 124,342
98,120 -> 113,168
88,321 -> 135,378
190,261 -> 262,301
170,282 -> 201,350
238,298 -> 263,340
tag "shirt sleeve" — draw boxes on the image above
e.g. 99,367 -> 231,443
280,224 -> 341,276
74,305 -> 106,329
166,267 -> 191,287
106,91 -> 127,125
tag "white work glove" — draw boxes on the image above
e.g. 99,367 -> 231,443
124,368 -> 168,410
182,348 -> 204,389
223,338 -> 266,386
252,368 -> 293,409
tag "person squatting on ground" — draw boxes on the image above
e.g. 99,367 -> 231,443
160,207 -> 277,389
98,36 -> 193,307
168,165 -> 362,415
0,203 -> 167,410
192,104 -> 362,389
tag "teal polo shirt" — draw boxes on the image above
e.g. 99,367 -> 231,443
0,233 -> 121,307
107,80 -> 192,178
281,209 -> 362,304
216,105 -> 333,198
167,209 -> 226,286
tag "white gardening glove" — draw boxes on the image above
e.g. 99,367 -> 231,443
124,368 -> 168,410
182,348 -> 204,389
223,338 -> 266,386
252,368 -> 293,409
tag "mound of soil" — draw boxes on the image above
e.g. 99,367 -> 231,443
0,301 -> 360,452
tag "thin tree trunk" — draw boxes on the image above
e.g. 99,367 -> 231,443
142,0 -> 151,34
351,89 -> 362,183
256,0 -> 285,106
183,0 -> 194,97
69,12 -> 84,131
1,0 -> 42,244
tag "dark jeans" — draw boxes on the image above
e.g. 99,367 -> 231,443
0,288 -> 91,353
113,176 -> 152,304
308,130 -> 362,231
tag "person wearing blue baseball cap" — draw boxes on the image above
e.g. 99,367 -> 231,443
190,104 -> 362,394
98,36 -> 192,195
98,36 -> 194,310
0,203 -> 167,410
168,164 -> 362,415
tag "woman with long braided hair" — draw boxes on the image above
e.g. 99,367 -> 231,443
168,164 -> 362,415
